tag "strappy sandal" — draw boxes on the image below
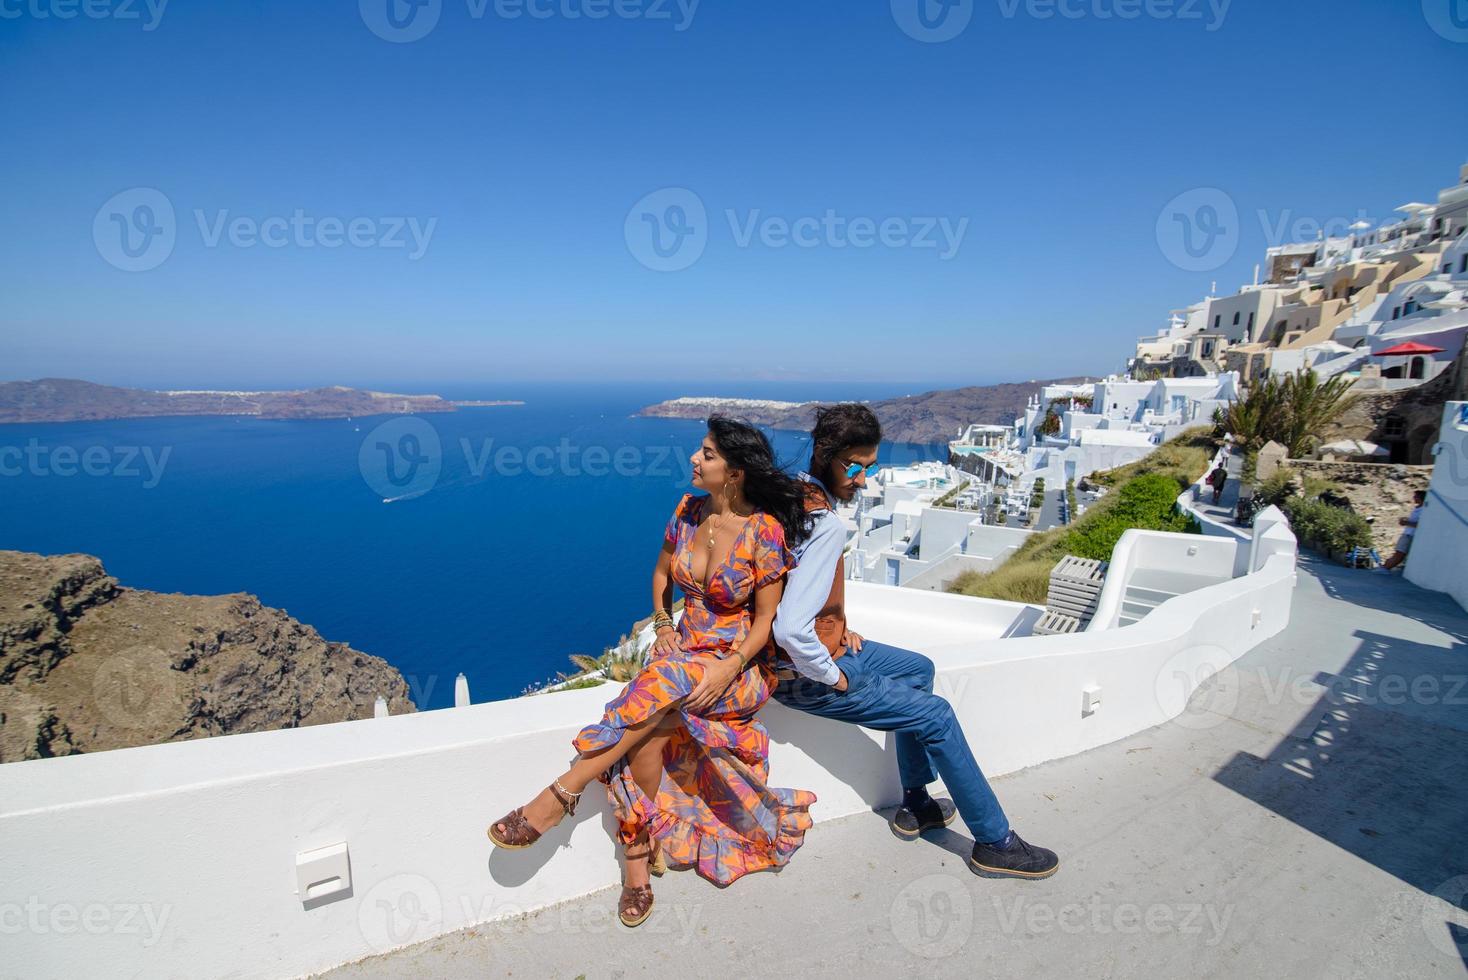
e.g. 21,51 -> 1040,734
618,834 -> 663,928
487,780 -> 580,850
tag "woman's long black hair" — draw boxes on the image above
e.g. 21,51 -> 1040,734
705,415 -> 814,547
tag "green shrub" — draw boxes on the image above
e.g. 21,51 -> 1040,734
1254,467 -> 1298,508
949,435 -> 1204,603
1283,496 -> 1372,555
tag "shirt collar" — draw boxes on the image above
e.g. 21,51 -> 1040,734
799,471 -> 837,508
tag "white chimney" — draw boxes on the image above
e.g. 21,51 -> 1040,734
373,696 -> 388,719
454,673 -> 470,707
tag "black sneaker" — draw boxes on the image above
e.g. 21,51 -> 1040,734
889,796 -> 957,838
968,831 -> 1060,880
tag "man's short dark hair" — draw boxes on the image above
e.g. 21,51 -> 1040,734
810,403 -> 882,473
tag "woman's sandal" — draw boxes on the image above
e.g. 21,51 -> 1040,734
619,835 -> 664,928
487,780 -> 580,850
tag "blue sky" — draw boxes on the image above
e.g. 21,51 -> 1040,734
1,0 -> 1465,391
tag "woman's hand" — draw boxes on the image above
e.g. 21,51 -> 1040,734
685,654 -> 742,713
651,625 -> 682,658
842,628 -> 864,653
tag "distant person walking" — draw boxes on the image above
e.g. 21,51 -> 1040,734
1377,490 -> 1427,574
1208,462 -> 1229,505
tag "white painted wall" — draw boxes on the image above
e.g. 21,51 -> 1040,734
0,532 -> 1298,980
1405,401 -> 1468,612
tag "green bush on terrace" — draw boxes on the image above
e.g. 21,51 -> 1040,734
947,428 -> 1212,604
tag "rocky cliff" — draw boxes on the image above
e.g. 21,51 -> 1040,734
637,377 -> 1095,445
0,551 -> 416,762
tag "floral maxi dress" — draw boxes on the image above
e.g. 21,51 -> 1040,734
572,493 -> 817,886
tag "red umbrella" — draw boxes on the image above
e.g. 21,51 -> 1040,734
1374,340 -> 1445,356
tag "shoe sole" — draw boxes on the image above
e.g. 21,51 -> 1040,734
890,808 -> 958,839
967,857 -> 1060,880
619,898 -> 655,928
486,828 -> 533,850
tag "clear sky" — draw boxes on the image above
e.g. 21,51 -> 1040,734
2,0 -> 1465,390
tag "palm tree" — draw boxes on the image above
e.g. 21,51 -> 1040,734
1278,370 -> 1361,458
1213,374 -> 1287,449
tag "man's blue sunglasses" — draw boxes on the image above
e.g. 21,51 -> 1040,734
842,459 -> 880,480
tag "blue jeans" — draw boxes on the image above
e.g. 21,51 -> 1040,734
772,640 -> 1011,844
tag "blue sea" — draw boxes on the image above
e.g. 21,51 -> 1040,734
0,381 -> 951,706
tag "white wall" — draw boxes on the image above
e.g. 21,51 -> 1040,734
0,534 -> 1298,980
1405,401 -> 1468,611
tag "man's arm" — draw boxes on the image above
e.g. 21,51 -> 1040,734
772,510 -> 846,687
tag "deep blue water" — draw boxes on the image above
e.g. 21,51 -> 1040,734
0,382 -> 948,706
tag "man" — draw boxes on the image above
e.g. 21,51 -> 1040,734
1376,489 -> 1427,573
770,404 -> 1060,880
1208,462 -> 1228,505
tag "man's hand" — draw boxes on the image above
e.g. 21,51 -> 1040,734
842,628 -> 864,653
685,654 -> 742,713
832,669 -> 849,693
651,626 -> 682,658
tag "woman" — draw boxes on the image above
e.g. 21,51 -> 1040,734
488,416 -> 817,927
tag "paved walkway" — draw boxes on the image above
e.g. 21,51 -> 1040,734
322,558 -> 1468,979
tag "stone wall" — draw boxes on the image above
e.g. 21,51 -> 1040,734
1283,460 -> 1433,554
1321,362 -> 1461,464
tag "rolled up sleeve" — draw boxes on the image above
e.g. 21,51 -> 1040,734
772,510 -> 845,687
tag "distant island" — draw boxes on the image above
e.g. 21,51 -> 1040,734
0,379 -> 522,424
637,378 -> 1094,445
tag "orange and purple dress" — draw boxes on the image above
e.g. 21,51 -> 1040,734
573,492 -> 817,886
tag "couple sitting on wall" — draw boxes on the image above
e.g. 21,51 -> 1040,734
488,404 -> 1059,927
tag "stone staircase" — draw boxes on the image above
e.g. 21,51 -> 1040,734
1032,555 -> 1107,635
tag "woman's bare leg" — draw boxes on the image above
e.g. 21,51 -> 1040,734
497,704 -> 679,839
622,723 -> 678,888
